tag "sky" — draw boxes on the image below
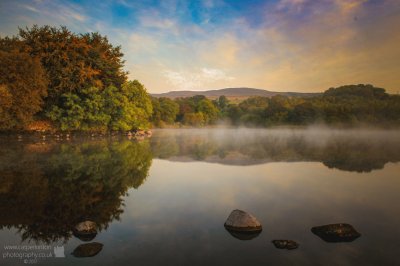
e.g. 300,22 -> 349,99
0,0 -> 399,93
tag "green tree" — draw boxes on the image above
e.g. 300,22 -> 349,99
104,81 -> 152,131
152,97 -> 179,126
47,87 -> 111,131
183,112 -> 205,126
197,98 -> 219,124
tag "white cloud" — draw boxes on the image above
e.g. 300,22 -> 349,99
201,68 -> 234,81
164,68 -> 235,90
139,15 -> 175,30
21,4 -> 40,13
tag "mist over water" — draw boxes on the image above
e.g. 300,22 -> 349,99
151,127 -> 400,172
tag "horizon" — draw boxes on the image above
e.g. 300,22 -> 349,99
150,85 -> 397,95
1,0 -> 399,93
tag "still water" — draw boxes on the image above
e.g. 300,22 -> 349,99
0,128 -> 400,265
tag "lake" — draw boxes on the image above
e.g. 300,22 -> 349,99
1,128 -> 400,265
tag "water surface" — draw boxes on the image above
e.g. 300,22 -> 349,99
1,128 -> 400,265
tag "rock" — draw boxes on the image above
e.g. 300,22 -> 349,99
272,240 -> 299,250
224,209 -> 262,232
73,221 -> 97,241
136,130 -> 145,136
311,223 -> 361,242
145,130 -> 152,136
71,242 -> 103,258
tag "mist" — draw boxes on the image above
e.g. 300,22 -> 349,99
150,127 -> 400,172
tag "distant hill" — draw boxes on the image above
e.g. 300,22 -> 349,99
151,87 -> 320,100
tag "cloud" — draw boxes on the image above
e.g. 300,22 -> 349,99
128,33 -> 159,53
201,68 -> 234,81
139,14 -> 175,30
1,0 -> 399,93
21,4 -> 40,13
163,68 -> 235,90
276,0 -> 307,12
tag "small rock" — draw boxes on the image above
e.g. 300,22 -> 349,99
71,242 -> 103,258
136,130 -> 145,136
224,209 -> 262,232
311,223 -> 361,242
272,240 -> 299,250
73,221 -> 97,241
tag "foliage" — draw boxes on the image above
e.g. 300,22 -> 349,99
106,80 -> 153,131
47,87 -> 109,131
0,25 -> 158,132
0,50 -> 48,130
169,95 -> 220,126
47,81 -> 152,131
151,97 -> 179,126
16,25 -> 127,108
152,84 -> 400,127
183,112 -> 206,126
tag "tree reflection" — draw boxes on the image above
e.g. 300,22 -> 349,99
151,129 -> 400,172
0,139 -> 152,243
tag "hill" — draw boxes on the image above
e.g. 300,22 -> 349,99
151,87 -> 320,101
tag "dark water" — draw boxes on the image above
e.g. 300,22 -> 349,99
1,128 -> 400,265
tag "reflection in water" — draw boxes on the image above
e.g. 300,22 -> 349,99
225,228 -> 262,241
0,139 -> 152,243
151,128 -> 400,172
0,129 -> 400,265
71,242 -> 104,258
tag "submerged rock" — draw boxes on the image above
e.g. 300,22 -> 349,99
224,209 -> 262,232
272,240 -> 299,250
71,242 -> 103,258
311,223 -> 361,242
73,221 -> 97,241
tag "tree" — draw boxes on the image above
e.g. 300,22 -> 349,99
183,112 -> 205,126
152,97 -> 180,125
324,84 -> 388,99
17,25 -> 127,108
47,87 -> 111,131
197,98 -> 219,124
104,81 -> 152,131
0,50 -> 48,130
47,81 -> 152,132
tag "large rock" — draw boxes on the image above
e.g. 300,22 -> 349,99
224,209 -> 262,232
311,223 -> 361,242
71,242 -> 103,258
73,221 -> 97,242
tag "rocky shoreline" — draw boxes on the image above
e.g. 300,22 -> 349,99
0,129 -> 153,142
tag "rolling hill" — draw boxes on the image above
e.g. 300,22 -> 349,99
151,87 -> 320,101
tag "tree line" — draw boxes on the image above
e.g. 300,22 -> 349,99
0,25 -> 152,132
1,25 -> 399,132
151,84 -> 400,127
